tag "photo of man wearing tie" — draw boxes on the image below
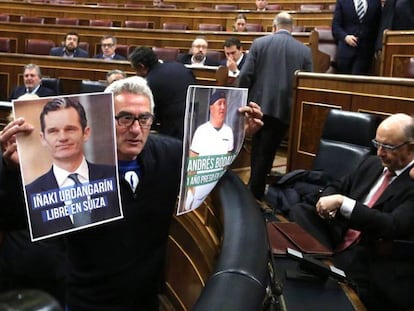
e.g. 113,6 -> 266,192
17,96 -> 122,241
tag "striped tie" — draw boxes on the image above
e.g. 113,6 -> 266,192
68,173 -> 91,227
356,0 -> 365,22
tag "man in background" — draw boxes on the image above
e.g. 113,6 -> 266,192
177,36 -> 220,66
10,64 -> 56,100
130,46 -> 196,140
238,12 -> 313,200
93,35 -> 126,61
256,0 -> 268,11
221,37 -> 246,79
49,32 -> 89,58
106,69 -> 127,85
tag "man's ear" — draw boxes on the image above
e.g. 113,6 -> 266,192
83,126 -> 91,142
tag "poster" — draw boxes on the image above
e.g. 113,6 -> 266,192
13,93 -> 123,241
177,85 -> 248,215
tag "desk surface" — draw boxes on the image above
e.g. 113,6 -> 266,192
273,257 -> 366,311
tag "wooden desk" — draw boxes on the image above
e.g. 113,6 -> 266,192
287,72 -> 414,171
0,53 -> 219,100
379,30 -> 414,78
0,22 -> 329,73
0,1 -> 333,30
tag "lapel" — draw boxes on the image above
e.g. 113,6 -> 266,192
373,163 -> 414,207
353,162 -> 384,200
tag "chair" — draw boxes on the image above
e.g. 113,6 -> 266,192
206,50 -> 224,63
0,37 -> 16,53
78,42 -> 89,53
162,22 -> 188,30
42,78 -> 61,95
89,19 -> 113,27
311,109 -> 381,180
214,4 -> 238,10
0,15 -> 10,22
266,4 -> 282,10
115,44 -> 133,59
198,24 -> 223,31
245,23 -> 263,32
55,17 -> 79,25
407,57 -> 414,78
292,25 -> 306,32
24,39 -> 55,55
124,20 -> 154,29
20,16 -> 45,24
152,47 -> 180,62
299,4 -> 324,11
80,80 -> 107,93
315,26 -> 337,73
158,4 -> 177,8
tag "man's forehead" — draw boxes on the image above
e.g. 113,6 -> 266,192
193,39 -> 207,46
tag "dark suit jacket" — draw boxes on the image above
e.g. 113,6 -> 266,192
332,0 -> 382,59
146,62 -> 196,140
25,162 -> 121,239
177,53 -> 220,66
219,53 -> 246,71
376,0 -> 414,50
49,46 -> 89,58
93,53 -> 126,60
238,30 -> 313,124
323,156 -> 414,308
9,85 -> 56,100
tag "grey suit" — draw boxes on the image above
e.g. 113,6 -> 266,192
238,30 -> 313,199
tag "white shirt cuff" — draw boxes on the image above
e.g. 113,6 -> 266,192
339,196 -> 355,219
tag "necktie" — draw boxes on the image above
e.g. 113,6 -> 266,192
336,170 -> 395,252
124,171 -> 139,192
356,0 -> 365,22
68,173 -> 91,227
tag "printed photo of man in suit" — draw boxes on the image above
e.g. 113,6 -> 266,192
23,97 -> 122,240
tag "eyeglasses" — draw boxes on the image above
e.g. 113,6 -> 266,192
371,139 -> 410,151
115,112 -> 154,129
102,43 -> 114,48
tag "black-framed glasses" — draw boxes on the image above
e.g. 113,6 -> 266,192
101,43 -> 114,48
115,112 -> 154,129
371,139 -> 410,151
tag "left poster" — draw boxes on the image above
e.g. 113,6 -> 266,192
13,93 -> 123,242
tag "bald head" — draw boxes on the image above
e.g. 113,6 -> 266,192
375,113 -> 414,171
273,12 -> 293,32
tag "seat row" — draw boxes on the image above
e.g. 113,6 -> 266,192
0,37 -> 226,63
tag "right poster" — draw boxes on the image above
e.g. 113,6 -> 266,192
177,85 -> 248,215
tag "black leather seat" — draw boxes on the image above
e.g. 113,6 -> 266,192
42,77 -> 61,95
79,80 -> 106,93
312,109 -> 381,180
0,289 -> 63,311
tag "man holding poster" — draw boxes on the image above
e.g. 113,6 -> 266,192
24,97 -> 122,240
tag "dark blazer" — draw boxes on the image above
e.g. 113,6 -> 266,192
292,156 -> 414,310
238,30 -> 313,124
332,0 -> 382,71
93,53 -> 126,60
376,0 -> 414,50
219,53 -> 247,70
177,53 -> 220,66
25,162 -> 121,239
146,62 -> 196,140
9,85 -> 56,100
49,46 -> 89,58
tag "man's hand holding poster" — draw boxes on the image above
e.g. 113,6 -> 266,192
13,93 -> 123,241
177,86 -> 248,215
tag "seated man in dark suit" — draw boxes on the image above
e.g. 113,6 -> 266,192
177,36 -> 220,66
25,97 -> 121,239
290,113 -> 414,310
93,35 -> 126,61
49,32 -> 89,58
10,64 -> 56,100
220,37 -> 246,78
